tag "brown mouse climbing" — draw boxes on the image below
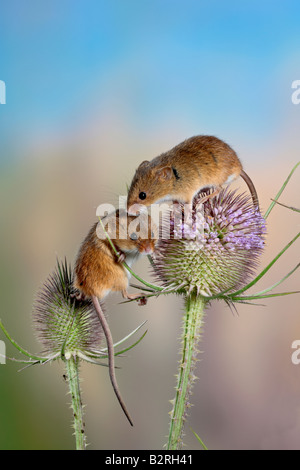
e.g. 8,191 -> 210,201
74,209 -> 157,426
127,135 -> 259,215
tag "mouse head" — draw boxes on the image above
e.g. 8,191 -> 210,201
127,160 -> 175,215
98,209 -> 158,255
123,212 -> 158,255
117,210 -> 158,255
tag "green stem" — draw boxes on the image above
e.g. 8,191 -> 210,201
65,355 -> 86,450
167,294 -> 206,450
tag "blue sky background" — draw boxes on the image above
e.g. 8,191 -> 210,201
1,0 -> 300,162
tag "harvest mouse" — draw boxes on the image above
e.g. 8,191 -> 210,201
74,209 -> 157,426
127,135 -> 259,215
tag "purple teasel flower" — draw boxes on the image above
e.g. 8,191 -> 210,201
152,188 -> 267,298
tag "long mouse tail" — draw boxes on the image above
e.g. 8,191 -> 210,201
91,295 -> 133,426
240,169 -> 259,209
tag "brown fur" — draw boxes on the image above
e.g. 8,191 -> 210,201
73,209 -> 157,426
74,210 -> 157,300
127,135 -> 258,210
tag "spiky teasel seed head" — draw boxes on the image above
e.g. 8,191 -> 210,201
152,188 -> 266,297
33,258 -> 103,357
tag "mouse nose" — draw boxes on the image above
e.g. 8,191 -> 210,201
127,203 -> 147,216
140,240 -> 155,254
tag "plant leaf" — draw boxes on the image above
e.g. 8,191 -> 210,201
190,427 -> 208,450
0,319 -> 45,361
228,231 -> 300,297
264,161 -> 300,219
271,199 -> 300,213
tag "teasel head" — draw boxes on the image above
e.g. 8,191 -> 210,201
152,188 -> 267,298
33,258 -> 103,359
0,257 -> 147,450
149,188 -> 267,449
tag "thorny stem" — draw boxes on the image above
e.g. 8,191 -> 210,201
64,355 -> 86,450
167,294 -> 206,450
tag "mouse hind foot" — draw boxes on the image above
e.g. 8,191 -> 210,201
122,290 -> 147,306
196,187 -> 221,205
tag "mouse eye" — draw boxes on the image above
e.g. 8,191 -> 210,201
129,232 -> 138,241
139,192 -> 147,200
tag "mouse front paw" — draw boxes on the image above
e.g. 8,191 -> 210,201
137,296 -> 147,306
122,291 -> 147,305
116,250 -> 126,263
70,291 -> 86,301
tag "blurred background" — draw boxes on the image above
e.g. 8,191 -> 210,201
0,0 -> 300,450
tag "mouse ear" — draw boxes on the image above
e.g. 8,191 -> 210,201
138,160 -> 150,170
157,166 -> 173,181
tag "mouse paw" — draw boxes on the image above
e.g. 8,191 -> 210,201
116,250 -> 126,263
123,291 -> 147,305
137,296 -> 147,306
71,291 -> 86,301
198,188 -> 221,205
